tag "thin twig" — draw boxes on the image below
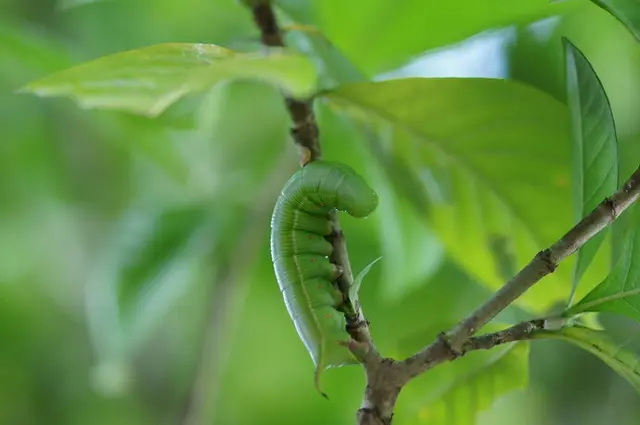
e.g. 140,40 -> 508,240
244,0 -> 640,422
401,166 -> 640,379
248,0 -> 321,165
245,2 -> 386,423
245,0 -> 377,355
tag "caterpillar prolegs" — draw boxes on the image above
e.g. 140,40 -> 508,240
269,160 -> 378,395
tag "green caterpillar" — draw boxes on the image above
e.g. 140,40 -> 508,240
270,160 -> 378,395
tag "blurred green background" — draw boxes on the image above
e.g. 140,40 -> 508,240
1,1 -> 639,424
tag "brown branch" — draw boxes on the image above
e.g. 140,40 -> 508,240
244,2 -> 388,423
245,0 -> 640,421
247,0 -> 321,165
401,165 -> 640,380
245,0 -> 376,354
462,319 -> 545,352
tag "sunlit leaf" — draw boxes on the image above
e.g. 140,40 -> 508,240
564,204 -> 640,321
533,325 -> 640,392
563,37 -> 618,303
591,0 -> 640,42
315,104 -> 443,303
396,324 -> 529,424
312,0 -> 579,75
323,78 -> 573,313
20,43 -> 317,117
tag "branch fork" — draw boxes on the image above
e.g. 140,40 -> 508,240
244,2 -> 640,423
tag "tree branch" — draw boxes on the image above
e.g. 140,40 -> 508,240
244,2 -> 387,423
247,0 -> 321,164
245,0 -> 377,354
401,165 -> 640,379
244,1 -> 640,422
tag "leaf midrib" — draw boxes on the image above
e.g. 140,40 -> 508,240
576,288 -> 640,312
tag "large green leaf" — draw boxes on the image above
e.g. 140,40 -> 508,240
367,154 -> 444,302
564,203 -> 640,321
322,78 -> 573,313
563,37 -> 618,303
395,324 -> 529,425
591,0 -> 640,42
311,0 -> 579,75
533,325 -> 640,392
19,43 -> 317,117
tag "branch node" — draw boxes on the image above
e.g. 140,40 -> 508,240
538,249 -> 556,273
438,332 -> 462,359
603,196 -> 618,219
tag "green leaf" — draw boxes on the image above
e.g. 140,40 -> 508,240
564,203 -> 640,321
396,325 -> 529,424
349,256 -> 382,301
365,152 -> 444,302
532,325 -> 640,392
563,37 -> 618,304
311,0 -> 579,75
113,206 -> 211,317
19,43 -> 317,117
317,106 -> 444,303
322,78 -> 573,314
278,10 -> 367,90
591,0 -> 640,43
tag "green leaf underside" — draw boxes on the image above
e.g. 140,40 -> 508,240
396,324 -> 529,425
563,37 -> 618,304
322,78 -> 573,314
591,0 -> 640,43
313,0 -> 577,75
114,206 -> 210,319
533,325 -> 640,392
349,256 -> 382,301
565,204 -> 640,321
19,43 -> 317,117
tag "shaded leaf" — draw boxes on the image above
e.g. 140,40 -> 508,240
366,155 -> 444,302
564,203 -> 640,321
488,235 -> 518,282
396,324 -> 529,424
563,37 -> 618,303
323,78 -> 573,313
85,203 -> 216,363
533,325 -> 640,392
114,206 -> 212,316
591,0 -> 640,43
20,43 -> 317,117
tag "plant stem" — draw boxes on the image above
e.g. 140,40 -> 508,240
401,166 -> 640,380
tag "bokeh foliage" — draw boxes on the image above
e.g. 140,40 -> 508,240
2,1 -> 640,425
